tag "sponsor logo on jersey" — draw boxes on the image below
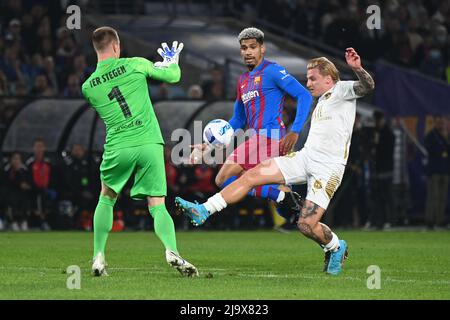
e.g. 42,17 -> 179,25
115,120 -> 138,132
284,151 -> 296,158
241,90 -> 259,104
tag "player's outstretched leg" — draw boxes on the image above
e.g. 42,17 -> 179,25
174,197 -> 213,226
92,194 -> 116,276
149,200 -> 198,277
176,159 -> 286,226
297,200 -> 348,275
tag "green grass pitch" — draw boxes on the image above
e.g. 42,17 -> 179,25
1,230 -> 449,299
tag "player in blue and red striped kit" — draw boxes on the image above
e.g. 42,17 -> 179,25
180,27 -> 312,225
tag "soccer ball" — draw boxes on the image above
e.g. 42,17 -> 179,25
203,119 -> 234,148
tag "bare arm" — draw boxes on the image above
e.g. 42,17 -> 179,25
345,47 -> 375,96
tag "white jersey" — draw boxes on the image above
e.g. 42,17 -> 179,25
304,81 -> 361,165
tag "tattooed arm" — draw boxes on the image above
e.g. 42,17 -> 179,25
353,67 -> 375,96
345,47 -> 375,96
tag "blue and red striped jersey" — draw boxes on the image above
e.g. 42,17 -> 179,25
229,59 -> 312,139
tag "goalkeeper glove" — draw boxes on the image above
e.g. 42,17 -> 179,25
154,41 -> 184,68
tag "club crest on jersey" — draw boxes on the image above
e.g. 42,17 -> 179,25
241,90 -> 259,104
254,76 -> 261,84
284,151 -> 296,158
314,180 -> 322,189
323,92 -> 332,100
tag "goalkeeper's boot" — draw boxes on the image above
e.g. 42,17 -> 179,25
175,197 -> 210,226
324,240 -> 348,275
276,191 -> 304,225
165,250 -> 199,277
92,252 -> 108,277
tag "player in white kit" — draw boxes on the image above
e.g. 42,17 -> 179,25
175,48 -> 374,275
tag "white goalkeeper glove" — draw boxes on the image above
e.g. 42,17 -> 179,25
154,41 -> 184,68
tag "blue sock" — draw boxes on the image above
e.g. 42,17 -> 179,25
221,176 -> 238,188
221,176 -> 280,201
256,185 -> 281,201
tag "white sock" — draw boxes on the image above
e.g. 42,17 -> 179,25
204,193 -> 227,215
324,232 -> 340,252
276,191 -> 285,203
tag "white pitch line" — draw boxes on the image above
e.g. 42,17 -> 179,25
1,267 -> 449,285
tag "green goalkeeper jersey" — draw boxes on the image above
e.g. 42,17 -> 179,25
81,57 -> 180,150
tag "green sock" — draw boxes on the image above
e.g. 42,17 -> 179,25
149,204 -> 178,253
93,195 -> 116,258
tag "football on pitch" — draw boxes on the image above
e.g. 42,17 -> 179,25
203,119 -> 234,148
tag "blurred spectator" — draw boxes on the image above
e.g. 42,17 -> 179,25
0,70 -> 9,95
61,144 -> 95,229
0,46 -> 27,85
407,19 -> 424,55
431,1 -> 449,24
188,165 -> 218,196
26,138 -> 54,230
201,67 -> 225,101
187,84 -> 203,99
38,37 -> 54,58
43,56 -> 59,93
424,115 -> 449,229
3,152 -> 31,231
56,34 -> 79,67
156,82 -> 169,100
29,53 -> 44,80
5,19 -> 22,44
32,74 -> 55,97
72,54 -> 92,83
419,44 -> 445,78
367,111 -> 395,230
14,81 -> 28,96
62,73 -> 81,98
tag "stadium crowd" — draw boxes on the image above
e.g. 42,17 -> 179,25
0,0 -> 448,231
235,0 -> 450,83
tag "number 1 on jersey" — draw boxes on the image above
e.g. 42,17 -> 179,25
108,86 -> 132,118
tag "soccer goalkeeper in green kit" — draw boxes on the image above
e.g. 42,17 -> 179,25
81,26 -> 198,277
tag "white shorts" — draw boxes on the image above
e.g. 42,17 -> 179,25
273,149 -> 345,210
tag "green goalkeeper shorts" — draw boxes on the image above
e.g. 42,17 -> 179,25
100,143 -> 167,199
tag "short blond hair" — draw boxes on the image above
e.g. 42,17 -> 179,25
92,26 -> 119,52
307,57 -> 340,82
